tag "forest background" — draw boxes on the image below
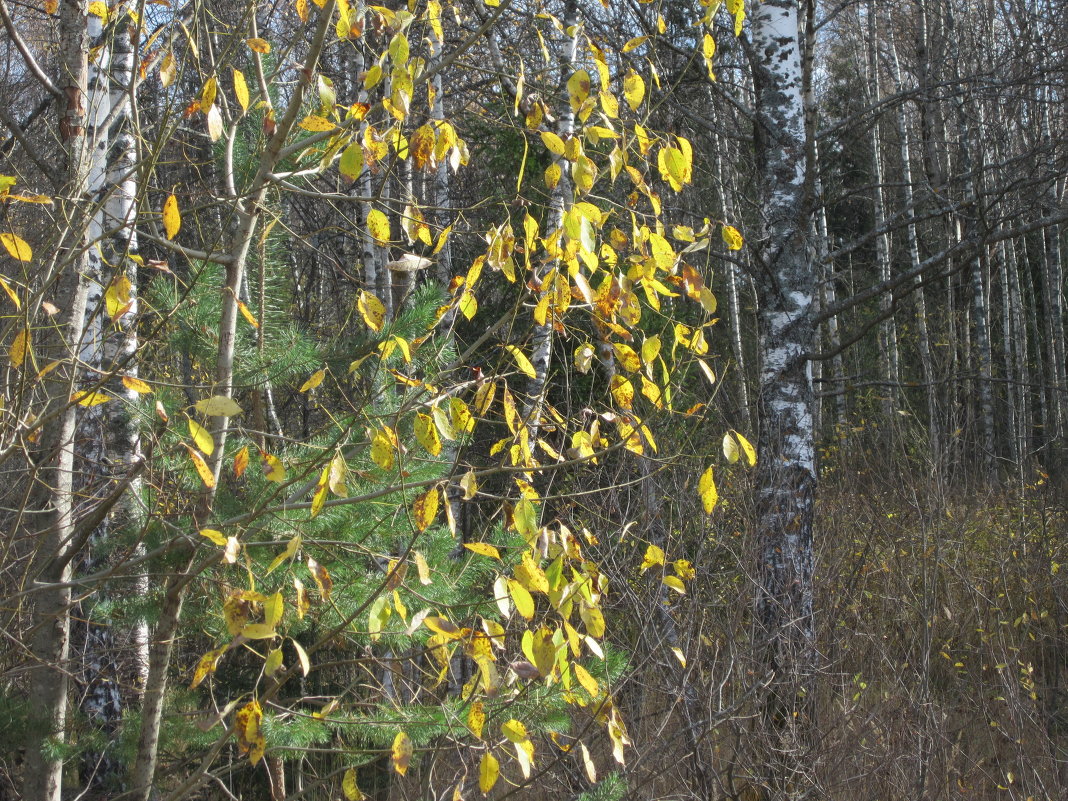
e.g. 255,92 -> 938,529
0,1 -> 1065,800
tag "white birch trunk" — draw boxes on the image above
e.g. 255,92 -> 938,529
888,29 -> 941,468
522,0 -> 580,435
864,8 -> 898,415
74,12 -> 148,790
749,2 -> 817,794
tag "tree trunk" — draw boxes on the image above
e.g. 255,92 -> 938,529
74,12 -> 147,792
24,4 -> 94,800
749,1 -> 818,795
888,27 -> 941,469
865,6 -> 899,416
523,0 -> 580,435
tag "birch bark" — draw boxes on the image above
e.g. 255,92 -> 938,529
522,0 -> 580,436
749,1 -> 817,793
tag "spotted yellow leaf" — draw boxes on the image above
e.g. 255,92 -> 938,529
412,486 -> 439,531
357,290 -> 385,332
262,451 -> 286,482
414,413 -> 441,456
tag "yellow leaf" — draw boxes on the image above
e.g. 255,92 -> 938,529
246,37 -> 271,53
292,637 -> 311,675
311,472 -> 329,518
240,622 -> 278,641
501,719 -> 527,743
468,700 -> 485,738
723,431 -> 740,463
459,469 -> 478,500
307,556 -> 332,598
266,534 -> 300,574
721,224 -> 743,251
235,700 -> 265,764
412,486 -> 439,531
370,428 -> 395,471
299,114 -> 335,131
505,344 -> 537,379
339,142 -> 363,180
545,162 -> 561,190
342,768 -> 364,801
264,591 -> 284,628
186,445 -> 215,487
391,732 -> 413,775
0,274 -> 20,309
194,395 -> 242,416
328,452 -> 348,496
9,327 -> 30,368
366,208 -> 391,246
104,274 -> 132,319
573,662 -> 599,697
264,646 -> 283,676
423,615 -> 462,639
199,528 -> 227,546
200,75 -> 217,110
415,413 -> 442,456
579,741 -> 597,783
238,300 -> 260,328
451,397 -> 474,435
162,194 -> 180,239
639,375 -> 662,408
357,290 -> 386,332
122,376 -> 152,394
234,445 -> 250,478
622,35 -> 649,52
663,575 -> 686,594
1,232 -> 32,261
612,342 -> 640,372
640,544 -> 665,572
479,752 -> 499,794
610,375 -> 633,409
579,603 -> 605,638
72,390 -> 112,407
262,451 -> 286,482
623,69 -> 645,111
726,0 -> 746,36
698,466 -> 717,514
232,68 -> 249,111
188,417 -> 214,455
299,368 -> 326,393
190,646 -> 225,689
464,542 -> 500,559
87,1 -> 107,19
540,131 -> 565,155
734,430 -> 757,466
508,578 -> 535,620
160,51 -> 176,87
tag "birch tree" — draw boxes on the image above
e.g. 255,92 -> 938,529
748,0 -> 818,793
